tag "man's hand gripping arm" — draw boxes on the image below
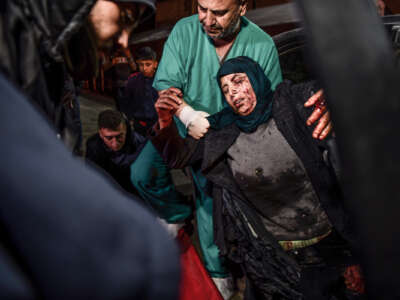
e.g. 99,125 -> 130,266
304,89 -> 333,140
157,87 -> 210,139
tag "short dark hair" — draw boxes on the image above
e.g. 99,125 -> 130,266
135,46 -> 157,61
98,110 -> 124,130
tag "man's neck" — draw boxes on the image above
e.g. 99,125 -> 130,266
213,21 -> 241,61
214,37 -> 236,62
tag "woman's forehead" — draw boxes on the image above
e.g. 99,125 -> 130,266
220,72 -> 248,83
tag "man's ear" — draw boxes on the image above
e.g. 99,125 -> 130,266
239,0 -> 247,16
154,61 -> 159,68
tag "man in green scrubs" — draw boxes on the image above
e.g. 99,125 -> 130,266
131,0 -> 330,297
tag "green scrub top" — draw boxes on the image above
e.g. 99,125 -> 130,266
153,15 -> 282,114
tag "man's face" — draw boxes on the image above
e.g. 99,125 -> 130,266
137,59 -> 158,78
220,72 -> 256,116
89,0 -> 144,50
99,122 -> 127,151
197,0 -> 246,41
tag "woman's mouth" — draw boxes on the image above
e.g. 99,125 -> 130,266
234,98 -> 244,107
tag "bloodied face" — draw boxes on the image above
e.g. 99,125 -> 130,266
197,0 -> 247,41
220,72 -> 257,116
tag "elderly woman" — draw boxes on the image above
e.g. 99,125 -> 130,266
152,56 -> 364,299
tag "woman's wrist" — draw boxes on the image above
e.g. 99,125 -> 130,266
177,105 -> 195,128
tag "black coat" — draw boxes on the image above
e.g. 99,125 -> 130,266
0,0 -> 97,131
151,80 -> 358,299
0,73 -> 179,300
122,72 -> 159,137
0,0 -> 157,132
85,124 -> 146,194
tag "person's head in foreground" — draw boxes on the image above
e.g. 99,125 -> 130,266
66,0 -> 155,79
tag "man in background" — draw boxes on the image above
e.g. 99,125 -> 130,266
106,49 -> 136,110
122,46 -> 159,137
86,110 -> 146,195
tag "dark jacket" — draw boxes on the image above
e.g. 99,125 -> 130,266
122,72 -> 158,136
86,122 -> 146,194
151,81 -> 357,299
0,0 -> 97,132
0,72 -> 179,300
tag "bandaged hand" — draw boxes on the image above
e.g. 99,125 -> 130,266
178,105 -> 210,139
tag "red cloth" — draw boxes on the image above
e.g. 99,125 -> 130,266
343,265 -> 365,295
128,72 -> 140,80
177,229 -> 223,300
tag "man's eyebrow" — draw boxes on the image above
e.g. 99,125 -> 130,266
211,9 -> 228,15
198,3 -> 206,10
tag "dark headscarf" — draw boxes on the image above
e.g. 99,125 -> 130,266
207,56 -> 273,133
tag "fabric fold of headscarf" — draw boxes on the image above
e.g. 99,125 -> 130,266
207,56 -> 273,133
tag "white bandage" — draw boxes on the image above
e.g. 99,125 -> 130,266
212,277 -> 234,300
157,218 -> 184,239
178,105 -> 210,139
178,105 -> 197,128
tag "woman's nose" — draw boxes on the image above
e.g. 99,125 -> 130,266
229,88 -> 238,96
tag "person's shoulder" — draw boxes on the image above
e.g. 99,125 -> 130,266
272,80 -> 318,116
240,16 -> 274,42
174,14 -> 199,28
131,130 -> 147,146
165,15 -> 201,50
86,133 -> 103,151
170,15 -> 200,36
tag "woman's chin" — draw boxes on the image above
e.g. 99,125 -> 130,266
238,105 -> 254,115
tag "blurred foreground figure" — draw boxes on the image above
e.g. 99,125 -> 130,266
296,0 -> 400,297
0,0 -> 180,299
0,0 -> 154,143
0,72 -> 179,300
